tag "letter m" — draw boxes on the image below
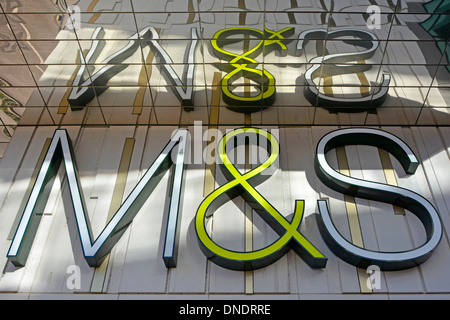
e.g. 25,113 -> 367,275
7,129 -> 189,268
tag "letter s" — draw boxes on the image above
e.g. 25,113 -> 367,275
297,29 -> 391,113
315,128 -> 442,271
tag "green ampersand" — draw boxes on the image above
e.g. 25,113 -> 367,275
211,27 -> 294,113
195,128 -> 327,271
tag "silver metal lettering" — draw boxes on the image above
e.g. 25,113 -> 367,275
68,27 -> 200,111
8,129 -> 190,268
297,29 -> 391,112
315,128 -> 442,270
148,27 -> 200,110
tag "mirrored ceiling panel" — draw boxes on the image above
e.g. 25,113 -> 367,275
0,0 -> 447,138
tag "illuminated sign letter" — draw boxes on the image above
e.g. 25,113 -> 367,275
68,27 -> 150,109
297,29 -> 391,112
8,129 -> 190,268
68,27 -> 200,110
148,27 -> 200,110
315,128 -> 442,270
211,28 -> 294,113
195,128 -> 327,271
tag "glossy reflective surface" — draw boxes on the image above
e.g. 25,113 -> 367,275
0,0 -> 448,157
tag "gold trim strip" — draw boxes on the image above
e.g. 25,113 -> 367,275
90,138 -> 135,293
343,194 -> 364,248
203,72 -> 221,197
323,76 -> 334,97
187,0 -> 196,24
133,50 -> 155,115
244,202 -> 254,295
239,0 -> 247,25
335,146 -> 373,293
336,148 -> 365,248
288,0 -> 298,24
8,138 -> 52,240
87,0 -> 100,12
87,0 -> 101,24
357,60 -> 371,97
133,27 -> 159,115
89,13 -> 101,24
58,50 -> 87,114
378,148 -> 405,215
244,115 -> 253,295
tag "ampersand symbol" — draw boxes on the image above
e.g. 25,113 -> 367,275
195,128 -> 327,271
211,27 -> 294,113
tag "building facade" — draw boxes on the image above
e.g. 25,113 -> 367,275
0,0 -> 448,300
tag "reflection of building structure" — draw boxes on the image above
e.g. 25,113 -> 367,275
420,0 -> 449,70
419,0 -> 450,75
0,0 -> 448,300
0,0 -> 78,154
4,0 -> 446,128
